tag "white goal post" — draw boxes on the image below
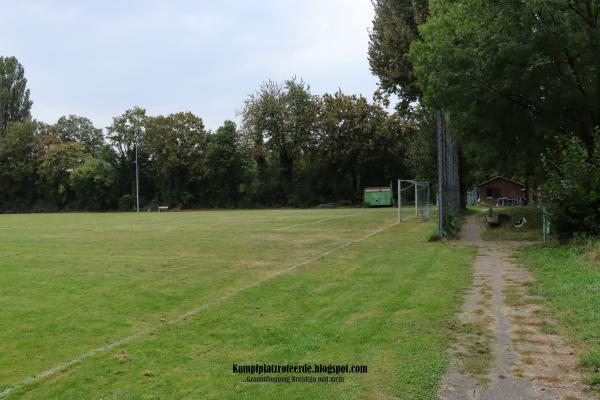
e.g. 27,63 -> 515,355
397,179 -> 432,222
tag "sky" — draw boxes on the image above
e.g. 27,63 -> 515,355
2,0 -> 381,132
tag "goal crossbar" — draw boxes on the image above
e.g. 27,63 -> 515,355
397,179 -> 431,222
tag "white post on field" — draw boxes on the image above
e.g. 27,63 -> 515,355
397,179 -> 401,222
427,183 -> 431,219
135,143 -> 140,213
415,179 -> 419,217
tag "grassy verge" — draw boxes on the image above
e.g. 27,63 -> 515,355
519,243 -> 600,389
479,206 -> 543,241
1,209 -> 475,399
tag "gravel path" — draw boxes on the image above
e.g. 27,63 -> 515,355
438,214 -> 594,400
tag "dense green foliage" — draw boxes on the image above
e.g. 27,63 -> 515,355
409,0 -> 600,185
370,0 -> 600,236
240,80 -> 408,207
0,56 -> 32,134
368,0 -> 439,190
368,0 -> 428,109
542,132 -> 600,238
0,63 -> 410,211
54,115 -> 104,156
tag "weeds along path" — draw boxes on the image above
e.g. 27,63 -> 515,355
439,214 -> 594,400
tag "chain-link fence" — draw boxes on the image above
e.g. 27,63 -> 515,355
436,111 -> 461,237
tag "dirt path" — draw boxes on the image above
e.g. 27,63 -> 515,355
439,214 -> 594,400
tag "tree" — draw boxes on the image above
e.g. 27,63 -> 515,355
318,91 -> 371,199
404,106 -> 437,184
368,0 -> 429,109
317,91 -> 409,202
0,77 -> 408,211
70,158 -> 115,210
204,120 -> 244,207
0,57 -> 32,135
542,131 -> 600,239
53,115 -> 104,156
107,107 -> 147,160
106,107 -> 148,207
241,78 -> 319,205
143,112 -> 208,207
0,121 -> 37,210
37,141 -> 86,209
409,0 -> 600,182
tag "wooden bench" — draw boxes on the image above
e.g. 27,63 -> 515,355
485,211 -> 499,227
317,203 -> 337,209
158,206 -> 169,212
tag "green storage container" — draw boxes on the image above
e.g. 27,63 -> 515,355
363,187 -> 393,207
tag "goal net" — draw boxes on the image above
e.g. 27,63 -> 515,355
397,180 -> 432,222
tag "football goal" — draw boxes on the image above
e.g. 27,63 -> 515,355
397,179 -> 432,222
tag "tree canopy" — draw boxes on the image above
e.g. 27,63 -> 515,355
368,0 -> 429,108
0,60 -> 410,212
368,0 -> 600,236
0,56 -> 32,135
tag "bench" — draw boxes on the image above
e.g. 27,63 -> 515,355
158,206 -> 169,212
317,203 -> 337,209
485,210 -> 500,227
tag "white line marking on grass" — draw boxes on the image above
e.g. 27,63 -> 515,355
273,215 -> 354,231
0,221 -> 398,399
399,215 -> 420,222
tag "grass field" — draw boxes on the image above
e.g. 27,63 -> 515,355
0,208 -> 475,399
520,243 -> 600,389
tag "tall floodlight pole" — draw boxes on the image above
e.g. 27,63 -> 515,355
135,142 -> 140,212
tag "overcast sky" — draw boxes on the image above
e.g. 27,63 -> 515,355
2,0 -> 380,131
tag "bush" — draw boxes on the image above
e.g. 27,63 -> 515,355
70,158 -> 115,210
443,211 -> 462,239
542,130 -> 600,239
429,210 -> 462,241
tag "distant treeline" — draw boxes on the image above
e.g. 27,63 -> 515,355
0,58 -> 415,211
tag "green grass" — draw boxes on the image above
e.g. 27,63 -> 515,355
455,323 -> 494,386
479,206 -> 543,241
0,208 -> 475,399
519,243 -> 600,389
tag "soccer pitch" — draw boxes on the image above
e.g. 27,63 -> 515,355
0,208 -> 474,399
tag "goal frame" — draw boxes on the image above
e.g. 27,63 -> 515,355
397,179 -> 431,222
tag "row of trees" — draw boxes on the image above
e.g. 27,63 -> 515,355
0,57 -> 411,211
369,0 -> 600,237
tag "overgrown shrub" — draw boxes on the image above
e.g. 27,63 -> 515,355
542,130 -> 600,239
70,158 -> 115,210
429,210 -> 462,241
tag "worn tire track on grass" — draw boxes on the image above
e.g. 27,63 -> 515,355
0,221 -> 397,399
439,214 -> 594,399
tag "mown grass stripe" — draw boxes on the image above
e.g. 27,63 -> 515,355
0,222 -> 397,399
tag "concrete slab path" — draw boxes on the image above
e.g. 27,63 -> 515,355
439,214 -> 594,400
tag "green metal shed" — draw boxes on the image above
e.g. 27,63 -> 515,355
363,187 -> 393,207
